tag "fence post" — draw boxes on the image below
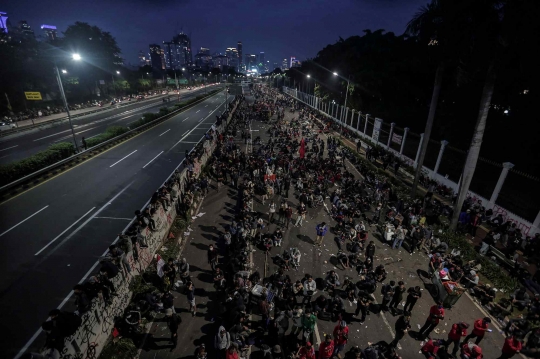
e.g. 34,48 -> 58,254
364,114 -> 369,134
414,133 -> 425,168
357,111 -> 361,130
387,122 -> 395,148
351,109 -> 355,129
533,211 -> 540,234
345,107 -> 349,127
434,140 -> 449,175
400,128 -> 409,154
489,162 -> 514,206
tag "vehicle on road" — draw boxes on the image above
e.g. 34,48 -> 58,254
0,122 -> 17,131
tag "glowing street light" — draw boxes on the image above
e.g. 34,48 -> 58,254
333,72 -> 338,76
116,70 -> 120,74
61,69 -> 67,74
72,53 -> 81,61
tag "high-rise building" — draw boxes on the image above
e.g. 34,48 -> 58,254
225,47 -> 239,72
18,20 -> 34,38
149,44 -> 165,72
290,56 -> 301,68
40,24 -> 57,42
281,58 -> 288,71
259,52 -> 265,65
195,47 -> 212,70
0,11 -> 9,34
173,32 -> 192,66
273,62 -> 278,71
237,41 -> 243,67
212,54 -> 228,70
245,54 -> 257,71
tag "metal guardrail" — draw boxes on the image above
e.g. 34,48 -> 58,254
0,87 -> 214,138
0,88 -> 225,197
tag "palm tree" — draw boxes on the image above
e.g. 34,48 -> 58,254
406,0 -> 453,198
450,1 -> 514,229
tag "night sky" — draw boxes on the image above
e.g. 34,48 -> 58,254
3,0 -> 426,66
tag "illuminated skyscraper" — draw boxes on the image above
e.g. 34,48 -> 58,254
41,24 -> 57,42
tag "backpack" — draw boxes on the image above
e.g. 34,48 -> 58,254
363,346 -> 378,359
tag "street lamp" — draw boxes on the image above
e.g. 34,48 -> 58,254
112,71 -> 121,97
333,71 -> 351,137
54,53 -> 81,152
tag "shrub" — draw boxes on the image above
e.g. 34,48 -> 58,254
85,126 -> 129,147
0,142 -> 75,186
99,338 -> 138,359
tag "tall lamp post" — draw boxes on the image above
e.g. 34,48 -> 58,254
54,53 -> 81,152
333,72 -> 350,137
112,70 -> 120,97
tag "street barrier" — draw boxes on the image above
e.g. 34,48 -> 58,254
26,97 -> 240,359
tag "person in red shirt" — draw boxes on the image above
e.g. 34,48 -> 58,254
332,320 -> 349,356
225,345 -> 239,359
418,301 -> 445,339
461,342 -> 483,359
497,335 -> 523,359
464,317 -> 491,345
318,334 -> 334,359
298,342 -> 316,359
445,322 -> 469,356
421,339 -> 444,359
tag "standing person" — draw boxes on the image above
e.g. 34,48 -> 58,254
390,311 -> 411,348
269,201 -> 277,223
418,301 -> 445,339
318,334 -> 334,359
225,345 -> 239,359
298,342 -> 316,359
445,322 -> 469,357
365,241 -> 376,262
302,276 -> 317,305
354,296 -> 370,324
404,286 -> 422,313
497,335 -> 522,359
410,227 -> 424,254
356,138 -> 362,153
380,281 -> 395,312
302,309 -> 317,345
166,308 -> 181,351
332,320 -> 349,356
464,317 -> 491,345
392,225 -> 406,249
389,281 -> 406,314
81,137 -> 87,150
295,202 -> 307,227
214,326 -> 231,359
283,177 -> 291,198
285,206 -> 293,229
207,244 -> 219,271
186,281 -> 197,316
315,222 -> 328,247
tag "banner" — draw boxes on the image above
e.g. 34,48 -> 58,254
392,133 -> 403,145
24,92 -> 42,100
372,117 -> 382,142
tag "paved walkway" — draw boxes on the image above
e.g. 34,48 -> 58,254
138,87 -> 508,359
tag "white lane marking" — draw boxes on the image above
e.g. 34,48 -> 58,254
159,129 -> 171,136
33,129 -> 72,141
182,117 -> 190,122
34,207 -> 96,255
0,154 -> 10,160
109,150 -> 137,167
182,130 -> 189,136
198,118 -> 204,122
52,127 -> 97,143
196,110 -> 200,113
142,151 -> 164,169
170,97 -> 226,150
181,141 -> 199,143
86,133 -> 101,139
0,205 -> 49,238
0,145 -> 18,152
93,217 -> 133,220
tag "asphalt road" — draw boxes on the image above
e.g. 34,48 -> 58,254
0,85 -> 220,165
0,86 -> 237,358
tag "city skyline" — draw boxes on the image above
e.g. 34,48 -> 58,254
1,0 -> 428,68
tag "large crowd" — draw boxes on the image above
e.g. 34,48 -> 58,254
28,85 -> 540,359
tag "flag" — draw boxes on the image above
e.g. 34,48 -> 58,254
299,138 -> 305,159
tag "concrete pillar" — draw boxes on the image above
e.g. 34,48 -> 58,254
364,114 -> 370,134
400,127 -> 409,154
344,107 -> 349,127
356,111 -> 361,130
387,122 -> 395,148
414,133 -> 425,168
351,109 -> 355,129
489,162 -> 515,205
434,140 -> 449,174
533,211 -> 540,234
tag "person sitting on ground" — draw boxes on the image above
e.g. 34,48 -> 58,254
511,287 -> 531,310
